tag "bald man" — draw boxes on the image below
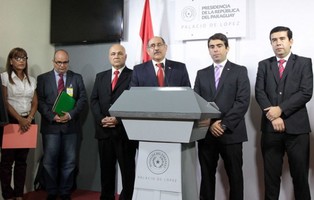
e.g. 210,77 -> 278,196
90,44 -> 137,200
37,49 -> 87,200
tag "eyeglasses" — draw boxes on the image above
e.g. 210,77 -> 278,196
148,43 -> 165,49
54,61 -> 69,66
14,57 -> 28,62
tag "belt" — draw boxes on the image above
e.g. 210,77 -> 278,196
20,111 -> 30,117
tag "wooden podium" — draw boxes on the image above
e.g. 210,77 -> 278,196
109,87 -> 220,200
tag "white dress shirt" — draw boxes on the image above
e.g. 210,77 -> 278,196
1,71 -> 36,115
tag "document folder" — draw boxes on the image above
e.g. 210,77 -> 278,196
2,124 -> 38,148
52,91 -> 76,116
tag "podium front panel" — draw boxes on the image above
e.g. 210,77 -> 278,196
122,119 -> 208,143
134,142 -> 182,192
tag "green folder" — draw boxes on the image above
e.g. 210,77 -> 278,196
52,91 -> 76,116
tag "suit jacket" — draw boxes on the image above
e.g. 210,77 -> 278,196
194,61 -> 250,144
130,59 -> 191,87
0,75 -> 8,126
255,54 -> 313,134
37,69 -> 87,134
90,67 -> 132,139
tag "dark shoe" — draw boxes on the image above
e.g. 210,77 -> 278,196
46,194 -> 57,200
60,194 -> 71,200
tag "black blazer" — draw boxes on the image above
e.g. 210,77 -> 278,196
37,70 -> 87,134
0,75 -> 8,126
130,59 -> 191,87
194,61 -> 250,144
255,54 -> 313,134
90,67 -> 132,139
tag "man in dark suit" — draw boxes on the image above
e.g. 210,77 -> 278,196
255,26 -> 312,200
37,50 -> 87,200
130,36 -> 191,87
90,44 -> 137,200
194,33 -> 250,200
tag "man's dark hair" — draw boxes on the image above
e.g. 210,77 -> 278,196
208,33 -> 229,48
269,26 -> 293,40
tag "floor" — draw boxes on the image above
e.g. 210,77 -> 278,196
22,189 -> 119,200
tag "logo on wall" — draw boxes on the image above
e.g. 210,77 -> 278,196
147,150 -> 170,175
181,6 -> 197,22
176,0 -> 247,40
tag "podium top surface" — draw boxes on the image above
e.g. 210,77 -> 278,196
109,87 -> 220,120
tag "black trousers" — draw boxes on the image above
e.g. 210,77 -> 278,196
0,116 -> 32,199
98,135 -> 137,200
261,132 -> 311,200
0,148 -> 29,199
198,139 -> 244,200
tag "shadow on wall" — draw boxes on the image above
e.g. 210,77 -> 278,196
249,96 -> 264,200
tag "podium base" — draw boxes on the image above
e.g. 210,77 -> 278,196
132,142 -> 198,200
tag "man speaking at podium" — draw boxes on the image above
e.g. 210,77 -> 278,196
130,36 -> 191,87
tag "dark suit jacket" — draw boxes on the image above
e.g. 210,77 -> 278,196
37,70 -> 87,134
90,67 -> 132,139
255,54 -> 313,134
0,75 -> 8,126
194,61 -> 250,144
130,59 -> 191,87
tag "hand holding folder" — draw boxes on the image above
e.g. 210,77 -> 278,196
52,91 -> 76,116
2,124 -> 38,148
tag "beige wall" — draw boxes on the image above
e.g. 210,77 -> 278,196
0,0 -> 54,74
0,0 -> 54,194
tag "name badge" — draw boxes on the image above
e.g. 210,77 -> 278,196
66,87 -> 73,97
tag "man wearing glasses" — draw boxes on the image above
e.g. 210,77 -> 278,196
37,49 -> 87,200
130,36 -> 191,87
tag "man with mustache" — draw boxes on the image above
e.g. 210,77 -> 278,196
130,36 -> 191,87
255,26 -> 312,200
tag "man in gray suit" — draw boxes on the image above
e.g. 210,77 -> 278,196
194,33 -> 250,200
37,50 -> 87,200
255,26 -> 312,200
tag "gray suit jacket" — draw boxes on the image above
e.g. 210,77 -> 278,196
37,69 -> 87,134
255,54 -> 313,134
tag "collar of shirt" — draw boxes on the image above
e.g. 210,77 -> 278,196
276,52 -> 291,68
54,70 -> 67,84
152,59 -> 166,74
54,70 -> 67,77
111,66 -> 125,80
213,59 -> 227,76
11,71 -> 27,80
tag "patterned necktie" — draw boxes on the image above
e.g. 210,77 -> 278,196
215,65 -> 222,89
57,73 -> 64,94
156,63 -> 164,87
278,59 -> 285,79
111,70 -> 120,90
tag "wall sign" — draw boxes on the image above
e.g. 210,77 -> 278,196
175,0 -> 247,40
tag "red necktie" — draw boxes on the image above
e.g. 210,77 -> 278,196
58,73 -> 64,94
278,59 -> 285,79
112,70 -> 120,90
156,63 -> 164,87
